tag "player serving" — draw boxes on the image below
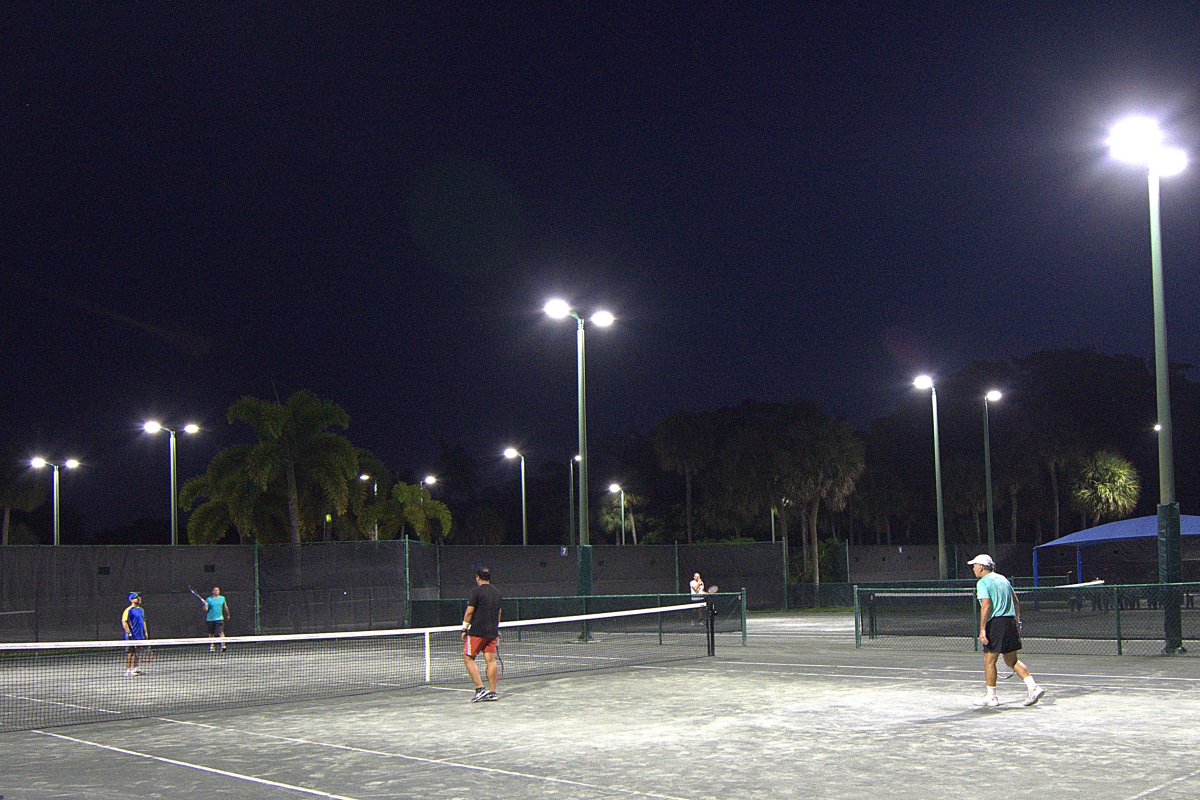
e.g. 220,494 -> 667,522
195,586 -> 229,652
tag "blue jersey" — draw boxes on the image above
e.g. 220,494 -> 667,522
123,605 -> 146,640
204,595 -> 227,622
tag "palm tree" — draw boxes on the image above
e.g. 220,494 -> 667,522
359,481 -> 453,543
227,390 -> 359,545
652,410 -> 715,544
180,445 -> 289,544
0,446 -> 47,545
1072,451 -> 1140,527
798,416 -> 865,591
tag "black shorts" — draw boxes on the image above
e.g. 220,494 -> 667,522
983,616 -> 1022,654
207,620 -> 225,635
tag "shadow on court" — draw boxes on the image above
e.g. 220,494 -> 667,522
4,614 -> 1200,800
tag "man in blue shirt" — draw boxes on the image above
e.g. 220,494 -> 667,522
198,586 -> 229,652
121,592 -> 148,677
970,554 -> 1044,707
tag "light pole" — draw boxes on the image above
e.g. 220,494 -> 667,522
609,483 -> 626,545
359,474 -> 378,541
983,390 -> 1002,557
144,421 -> 200,546
544,299 -> 614,548
1108,116 -> 1188,652
568,454 -> 580,546
504,448 -> 528,546
31,457 -> 79,546
914,376 -> 946,579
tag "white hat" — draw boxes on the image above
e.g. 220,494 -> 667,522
967,554 -> 995,568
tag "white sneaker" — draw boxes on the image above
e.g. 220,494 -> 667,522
124,668 -> 133,677
980,695 -> 999,707
131,668 -> 143,675
1023,686 -> 1045,707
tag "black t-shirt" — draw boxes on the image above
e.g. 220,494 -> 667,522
466,582 -> 502,639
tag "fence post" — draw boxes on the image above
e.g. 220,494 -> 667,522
253,539 -> 261,635
782,538 -> 789,612
853,586 -> 860,648
740,587 -> 747,646
404,538 -> 411,628
844,540 -> 850,583
674,541 -> 679,594
1115,586 -> 1122,656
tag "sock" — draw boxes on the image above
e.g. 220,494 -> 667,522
986,686 -> 996,699
1023,675 -> 1037,690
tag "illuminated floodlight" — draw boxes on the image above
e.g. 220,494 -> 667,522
913,375 -> 934,390
1152,147 -> 1188,177
183,423 -> 200,434
65,459 -> 80,469
423,475 -> 437,486
986,390 -> 1002,403
143,420 -> 163,434
1107,117 -> 1164,164
591,311 -> 615,327
359,474 -> 371,481
504,448 -> 520,459
608,483 -> 621,493
544,299 -> 571,319
31,457 -> 47,469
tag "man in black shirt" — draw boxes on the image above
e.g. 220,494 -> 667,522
462,567 -> 502,702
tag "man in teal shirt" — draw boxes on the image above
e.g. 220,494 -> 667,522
970,554 -> 1045,708
198,586 -> 229,652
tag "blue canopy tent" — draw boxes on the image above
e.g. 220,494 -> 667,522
1033,515 -> 1200,585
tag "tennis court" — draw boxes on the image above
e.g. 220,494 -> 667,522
4,611 -> 1200,799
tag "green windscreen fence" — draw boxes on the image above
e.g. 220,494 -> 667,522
856,582 -> 1200,656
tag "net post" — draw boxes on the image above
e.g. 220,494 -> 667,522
740,588 -> 747,646
706,595 -> 716,656
853,586 -> 861,648
1115,586 -> 1122,656
424,631 -> 431,683
404,538 -> 411,628
674,540 -> 680,594
657,594 -> 663,645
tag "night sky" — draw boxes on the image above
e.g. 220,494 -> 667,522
4,5 -> 1200,534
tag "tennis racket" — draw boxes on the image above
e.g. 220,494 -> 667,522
189,586 -> 205,603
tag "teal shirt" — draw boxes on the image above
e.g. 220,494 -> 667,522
976,571 -> 1016,618
204,595 -> 227,622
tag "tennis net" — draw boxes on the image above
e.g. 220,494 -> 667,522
1,602 -> 711,732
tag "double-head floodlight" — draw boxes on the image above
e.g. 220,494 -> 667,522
543,299 -> 615,327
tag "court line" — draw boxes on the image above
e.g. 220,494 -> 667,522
155,717 -> 696,800
1126,766 -> 1200,799
33,729 -> 365,800
2,692 -> 121,715
650,660 -> 1200,683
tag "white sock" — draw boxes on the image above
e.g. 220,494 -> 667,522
1023,676 -> 1037,690
986,686 -> 996,699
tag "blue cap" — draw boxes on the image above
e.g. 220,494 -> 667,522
127,592 -> 141,601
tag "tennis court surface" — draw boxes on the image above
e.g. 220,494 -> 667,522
5,611 -> 1200,799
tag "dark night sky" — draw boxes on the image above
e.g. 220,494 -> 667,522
3,5 -> 1200,533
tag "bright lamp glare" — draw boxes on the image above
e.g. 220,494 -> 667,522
574,454 -> 581,461
913,375 -> 934,390
1108,117 -> 1164,164
504,448 -> 519,459
359,474 -> 371,481
1152,147 -> 1188,177
591,310 -> 614,327
31,457 -> 47,469
424,475 -> 437,486
143,421 -> 162,434
1155,423 -> 1163,432
183,424 -> 200,434
986,390 -> 1002,402
608,483 -> 621,493
544,299 -> 571,319
65,459 -> 80,469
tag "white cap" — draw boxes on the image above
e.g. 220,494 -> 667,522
967,554 -> 995,568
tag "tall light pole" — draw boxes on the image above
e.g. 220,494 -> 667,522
1108,116 -> 1188,652
568,454 -> 580,546
504,448 -> 528,546
983,390 -> 1002,557
544,299 -> 614,549
31,457 -> 79,546
914,376 -> 946,579
359,474 -> 378,541
609,483 -> 626,545
144,421 -> 200,546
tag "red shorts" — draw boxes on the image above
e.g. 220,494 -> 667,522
464,635 -> 497,657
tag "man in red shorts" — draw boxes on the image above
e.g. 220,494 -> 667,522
462,567 -> 502,702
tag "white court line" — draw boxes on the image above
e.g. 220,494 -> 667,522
33,730 -> 364,800
647,660 -> 1200,683
1126,766 -> 1200,799
153,717 -> 695,800
2,692 -> 120,715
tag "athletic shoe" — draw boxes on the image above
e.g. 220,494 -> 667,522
132,668 -> 143,675
1023,686 -> 1045,707
471,687 -> 488,703
209,645 -> 215,652
483,691 -> 498,701
220,645 -> 227,652
123,668 -> 134,677
980,695 -> 999,707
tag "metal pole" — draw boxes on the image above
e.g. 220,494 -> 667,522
984,399 -> 996,557
519,454 -> 527,546
577,317 -> 589,547
568,458 -> 575,546
770,507 -> 776,543
52,465 -> 60,546
169,429 -> 178,546
931,387 -> 947,580
619,489 -> 625,546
